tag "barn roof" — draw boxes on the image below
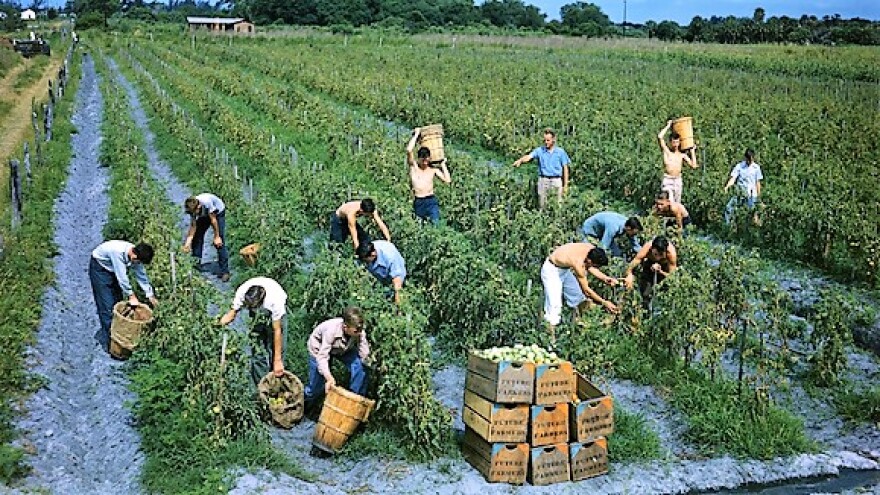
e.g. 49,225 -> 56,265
186,17 -> 248,25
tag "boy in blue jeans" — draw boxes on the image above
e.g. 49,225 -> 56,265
304,307 -> 370,409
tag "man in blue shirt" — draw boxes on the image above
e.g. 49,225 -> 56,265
582,212 -> 643,259
512,128 -> 571,209
356,240 -> 406,305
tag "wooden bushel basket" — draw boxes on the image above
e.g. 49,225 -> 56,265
312,386 -> 376,455
109,302 -> 154,360
258,371 -> 305,429
419,124 -> 446,164
671,117 -> 695,151
239,243 -> 261,267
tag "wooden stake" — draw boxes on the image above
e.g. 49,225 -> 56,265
9,160 -> 22,229
170,251 -> 177,290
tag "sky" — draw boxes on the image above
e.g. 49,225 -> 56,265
533,1 -> 880,24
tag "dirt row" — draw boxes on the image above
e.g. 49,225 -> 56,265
9,54 -> 144,494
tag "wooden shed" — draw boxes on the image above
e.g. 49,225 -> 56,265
186,17 -> 255,34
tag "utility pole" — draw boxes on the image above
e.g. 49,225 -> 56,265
623,0 -> 627,37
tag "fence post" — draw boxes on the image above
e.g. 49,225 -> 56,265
35,138 -> 44,167
44,102 -> 53,142
10,160 -> 22,229
170,251 -> 177,290
23,142 -> 31,185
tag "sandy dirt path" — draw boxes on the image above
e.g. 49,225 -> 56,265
0,55 -> 63,206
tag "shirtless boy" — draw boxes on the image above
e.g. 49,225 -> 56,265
541,242 -> 619,333
658,120 -> 698,204
406,127 -> 452,224
653,191 -> 693,230
330,199 -> 391,251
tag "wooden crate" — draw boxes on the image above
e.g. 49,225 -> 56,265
534,361 -> 575,405
570,438 -> 608,481
462,427 -> 528,484
569,373 -> 614,443
529,403 -> 569,447
462,390 -> 528,443
528,443 -> 570,486
466,352 -> 534,404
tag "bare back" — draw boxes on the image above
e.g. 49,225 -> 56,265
548,242 -> 593,278
656,202 -> 689,219
335,200 -> 362,220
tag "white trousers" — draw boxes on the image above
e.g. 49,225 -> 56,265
661,174 -> 683,204
541,259 -> 586,326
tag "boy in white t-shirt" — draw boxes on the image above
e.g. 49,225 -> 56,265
724,149 -> 764,225
219,277 -> 287,384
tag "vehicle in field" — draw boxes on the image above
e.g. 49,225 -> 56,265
11,38 -> 50,58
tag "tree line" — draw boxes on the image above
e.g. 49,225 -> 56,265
5,0 -> 877,46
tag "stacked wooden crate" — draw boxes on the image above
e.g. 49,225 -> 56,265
461,349 -> 614,486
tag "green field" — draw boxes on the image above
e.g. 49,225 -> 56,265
1,27 -> 877,492
88,28 -> 880,490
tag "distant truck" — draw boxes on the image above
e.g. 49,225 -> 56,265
12,38 -> 50,58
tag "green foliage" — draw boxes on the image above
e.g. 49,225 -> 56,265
0,40 -> 20,79
806,289 -> 854,387
75,11 -> 107,30
480,0 -> 545,29
833,385 -> 880,424
607,406 -> 662,462
560,2 -> 610,37
673,375 -> 815,459
110,32 -> 835,463
12,55 -> 49,90
74,0 -> 120,24
0,444 -> 27,482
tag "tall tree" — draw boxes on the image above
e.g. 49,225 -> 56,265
560,1 -> 609,37
480,0 -> 544,29
752,7 -> 765,24
73,0 -> 121,23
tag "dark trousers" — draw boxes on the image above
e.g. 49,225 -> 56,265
249,315 -> 287,386
639,262 -> 667,310
89,257 -> 123,350
413,195 -> 440,224
191,210 -> 229,274
304,347 -> 368,402
329,212 -> 370,247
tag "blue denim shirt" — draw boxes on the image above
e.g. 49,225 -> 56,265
582,212 -> 641,252
366,240 -> 407,285
531,146 -> 571,177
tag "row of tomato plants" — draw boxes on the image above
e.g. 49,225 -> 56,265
110,46 -> 456,463
117,35 -> 824,462
92,52 -> 305,494
0,42 -> 77,482
209,33 -> 879,285
124,39 -> 551,354
143,29 -> 820,404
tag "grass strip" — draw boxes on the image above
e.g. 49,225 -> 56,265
0,46 -> 79,483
